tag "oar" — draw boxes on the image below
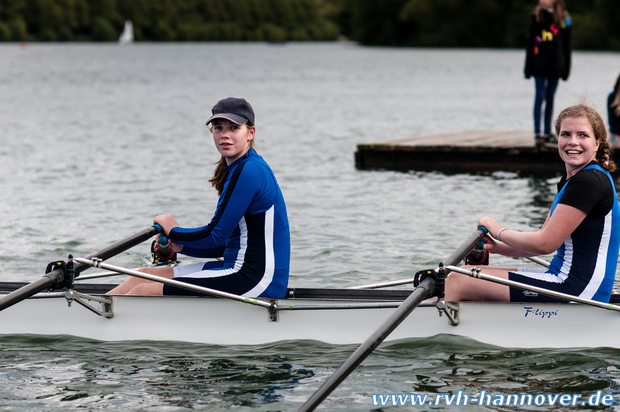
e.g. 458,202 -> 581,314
74,258 -> 273,309
298,227 -> 487,412
445,265 -> 620,311
0,225 -> 161,312
526,256 -> 550,268
347,278 -> 414,289
75,270 -> 136,281
351,256 -> 551,290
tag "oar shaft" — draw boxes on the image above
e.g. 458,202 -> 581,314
0,273 -> 59,311
75,258 -> 273,309
75,225 -> 161,273
348,279 -> 412,289
526,256 -> 550,268
298,276 -> 435,412
75,270 -> 137,281
350,227 -> 489,290
0,225 -> 161,312
298,228 -> 487,412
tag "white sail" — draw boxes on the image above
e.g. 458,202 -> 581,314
118,20 -> 134,44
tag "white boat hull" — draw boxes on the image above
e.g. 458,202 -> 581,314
1,288 -> 618,348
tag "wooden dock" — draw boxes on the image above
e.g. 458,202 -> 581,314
355,130 -> 567,176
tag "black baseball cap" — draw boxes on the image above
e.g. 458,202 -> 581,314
205,97 -> 255,126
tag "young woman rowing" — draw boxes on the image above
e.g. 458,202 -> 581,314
446,104 -> 620,303
108,97 -> 290,298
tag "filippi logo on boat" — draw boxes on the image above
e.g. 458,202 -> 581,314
523,307 -> 559,319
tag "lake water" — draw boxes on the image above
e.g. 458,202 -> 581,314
1,42 -> 620,411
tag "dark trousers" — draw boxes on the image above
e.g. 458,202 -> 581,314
533,75 -> 560,135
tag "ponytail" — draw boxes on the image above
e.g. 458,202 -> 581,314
209,157 -> 228,195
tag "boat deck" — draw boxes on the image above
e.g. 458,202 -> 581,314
0,282 -> 412,301
3,282 -> 620,304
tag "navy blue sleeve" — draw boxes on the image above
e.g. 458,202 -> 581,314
168,161 -> 265,253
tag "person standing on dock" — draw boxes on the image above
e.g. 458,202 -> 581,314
107,97 -> 291,298
445,104 -> 619,304
608,73 -> 620,147
524,0 -> 572,146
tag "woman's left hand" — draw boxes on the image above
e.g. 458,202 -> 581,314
154,214 -> 180,236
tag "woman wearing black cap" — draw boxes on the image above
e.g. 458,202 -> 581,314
108,97 -> 291,298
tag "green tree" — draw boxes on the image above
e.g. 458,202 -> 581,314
91,16 -> 116,41
0,18 -> 26,41
400,0 -> 505,47
257,23 -> 287,42
320,0 -> 352,39
349,0 -> 412,46
4,0 -> 617,47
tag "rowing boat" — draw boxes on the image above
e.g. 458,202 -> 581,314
2,227 -> 618,351
2,281 -> 619,348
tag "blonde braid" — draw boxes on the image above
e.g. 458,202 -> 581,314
597,139 -> 616,172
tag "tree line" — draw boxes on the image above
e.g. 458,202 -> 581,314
332,0 -> 620,50
0,0 -> 618,50
0,0 -> 340,42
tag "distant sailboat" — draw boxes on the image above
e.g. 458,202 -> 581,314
118,20 -> 134,44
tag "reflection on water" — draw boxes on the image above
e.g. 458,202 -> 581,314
1,335 -> 620,411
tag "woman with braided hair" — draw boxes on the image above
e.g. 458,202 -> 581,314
445,104 -> 620,304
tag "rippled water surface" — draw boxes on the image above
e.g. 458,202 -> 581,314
1,43 -> 620,410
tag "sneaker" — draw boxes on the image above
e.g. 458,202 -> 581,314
534,134 -> 545,145
544,134 -> 557,144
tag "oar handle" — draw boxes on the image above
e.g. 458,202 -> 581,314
443,226 -> 488,267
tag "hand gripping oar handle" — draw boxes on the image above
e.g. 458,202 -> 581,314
298,227 -> 488,412
443,226 -> 488,268
0,225 -> 162,312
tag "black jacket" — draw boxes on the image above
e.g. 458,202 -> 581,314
609,92 -> 620,135
524,11 -> 572,80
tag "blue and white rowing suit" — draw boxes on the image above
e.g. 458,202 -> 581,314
509,163 -> 620,303
163,148 -> 290,298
